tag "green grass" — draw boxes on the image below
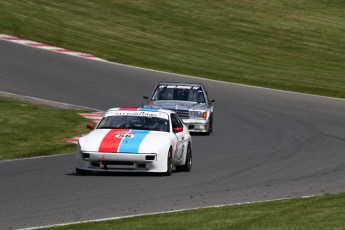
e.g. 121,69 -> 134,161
0,97 -> 90,160
46,193 -> 345,230
1,1 -> 345,98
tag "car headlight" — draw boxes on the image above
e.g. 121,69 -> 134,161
191,111 -> 207,119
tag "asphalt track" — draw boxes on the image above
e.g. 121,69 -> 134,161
1,39 -> 345,229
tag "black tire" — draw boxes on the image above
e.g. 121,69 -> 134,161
76,168 -> 92,176
207,117 -> 213,135
164,148 -> 173,176
177,144 -> 192,172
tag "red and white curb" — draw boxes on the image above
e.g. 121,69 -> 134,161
0,33 -> 106,62
79,112 -> 104,123
67,112 -> 104,144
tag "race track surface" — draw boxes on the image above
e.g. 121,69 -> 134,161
1,40 -> 345,229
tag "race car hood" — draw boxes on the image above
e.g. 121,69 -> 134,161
79,129 -> 170,153
150,100 -> 207,110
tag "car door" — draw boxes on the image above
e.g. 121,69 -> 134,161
171,113 -> 185,162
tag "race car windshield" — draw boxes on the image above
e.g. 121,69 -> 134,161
152,86 -> 205,103
97,116 -> 170,132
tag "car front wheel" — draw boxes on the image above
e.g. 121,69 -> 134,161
164,148 -> 173,176
207,117 -> 213,135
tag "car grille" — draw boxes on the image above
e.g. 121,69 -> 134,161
104,161 -> 134,166
175,109 -> 190,119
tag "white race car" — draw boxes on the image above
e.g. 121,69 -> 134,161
76,108 -> 192,176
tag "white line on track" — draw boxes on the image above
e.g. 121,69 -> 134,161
0,91 -> 102,163
17,194 -> 319,230
0,91 -> 101,112
0,152 -> 74,163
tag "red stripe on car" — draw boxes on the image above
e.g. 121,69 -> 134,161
119,107 -> 138,111
99,129 -> 130,153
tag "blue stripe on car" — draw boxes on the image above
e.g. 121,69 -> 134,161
118,130 -> 150,153
138,108 -> 159,112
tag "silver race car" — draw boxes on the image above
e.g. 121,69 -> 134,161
144,82 -> 215,135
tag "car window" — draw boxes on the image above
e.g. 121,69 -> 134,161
97,116 -> 169,132
152,85 -> 205,103
194,90 -> 206,103
175,114 -> 184,128
171,114 -> 178,129
203,88 -> 209,102
171,113 -> 183,129
152,87 -> 174,100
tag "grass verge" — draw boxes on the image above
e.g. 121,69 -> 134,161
0,1 -> 345,98
46,193 -> 345,230
0,97 -> 90,160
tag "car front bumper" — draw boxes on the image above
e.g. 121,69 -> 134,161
75,151 -> 167,173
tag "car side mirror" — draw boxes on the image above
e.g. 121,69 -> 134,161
209,99 -> 215,103
143,96 -> 149,99
87,124 -> 95,130
173,127 -> 183,133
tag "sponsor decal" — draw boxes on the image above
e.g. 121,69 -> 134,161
167,85 -> 192,89
159,84 -> 200,90
105,109 -> 168,120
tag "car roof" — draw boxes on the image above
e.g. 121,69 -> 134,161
105,107 -> 173,114
157,82 -> 204,87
